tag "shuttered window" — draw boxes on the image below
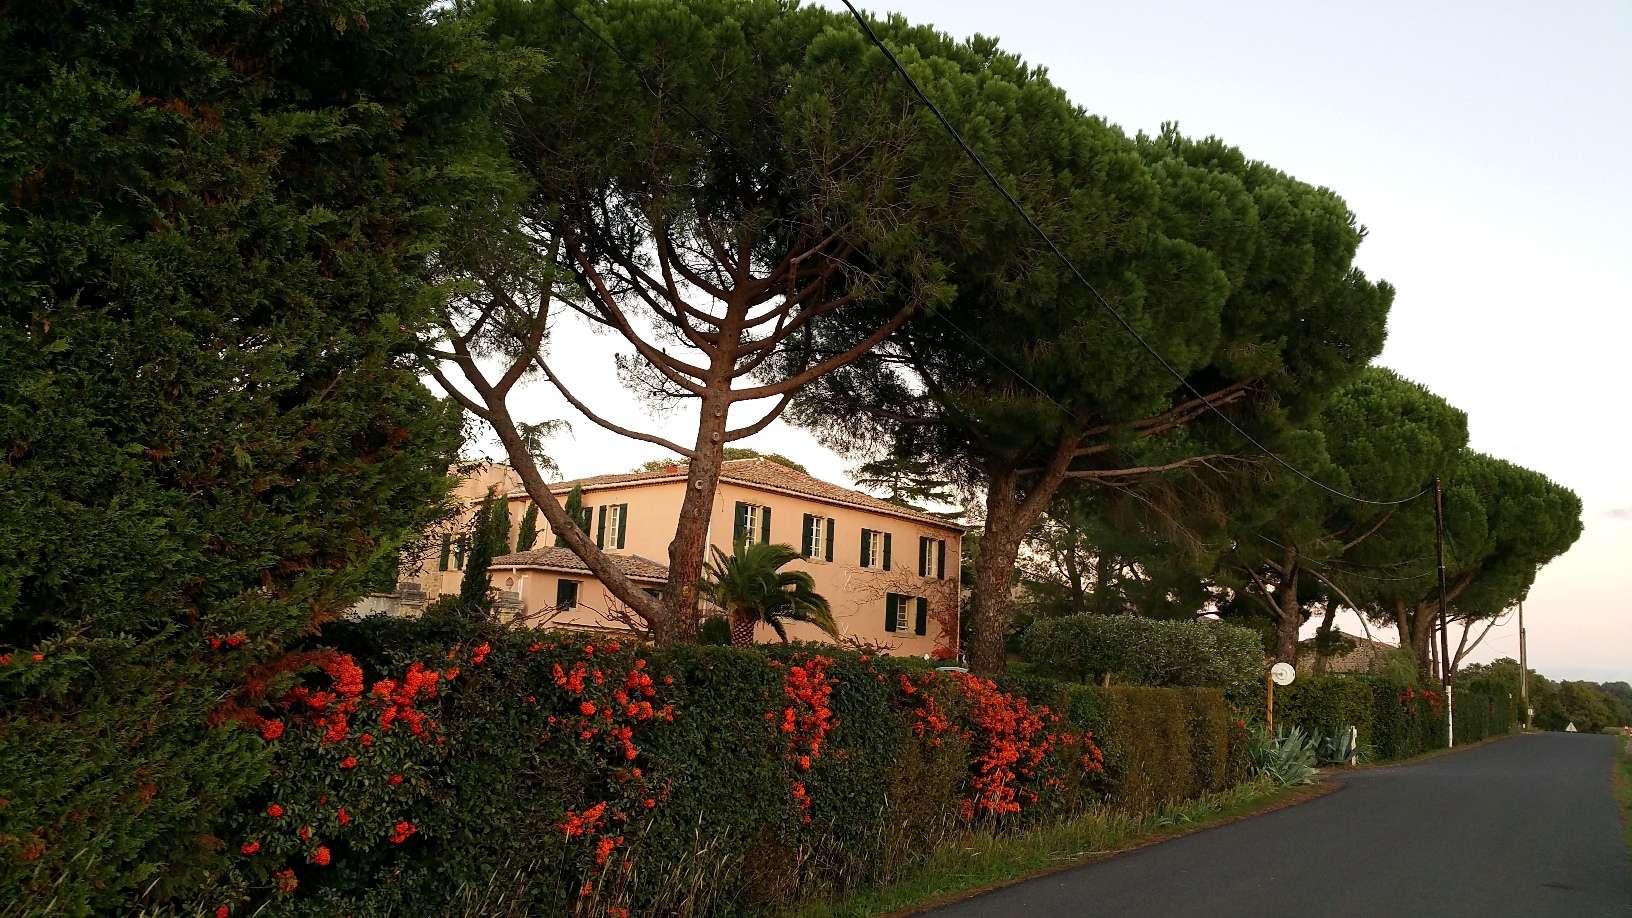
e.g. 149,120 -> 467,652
555,579 -> 579,610
915,597 -> 929,636
734,501 -> 771,546
884,593 -> 899,632
439,533 -> 452,571
861,529 -> 885,568
802,514 -> 834,560
920,537 -> 948,579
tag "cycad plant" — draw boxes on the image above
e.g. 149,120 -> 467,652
702,539 -> 838,648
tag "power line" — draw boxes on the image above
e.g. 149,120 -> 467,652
836,1 -> 1428,509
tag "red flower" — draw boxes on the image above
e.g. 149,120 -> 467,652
0,653 -> 10,665
225,634 -> 245,648
360,733 -> 373,746
265,804 -> 284,818
470,642 -> 491,665
340,757 -> 357,769
337,807 -> 350,826
389,774 -> 404,786
30,653 -> 43,662
209,637 -> 222,650
215,908 -> 229,918
312,846 -> 331,866
239,841 -> 260,855
299,826 -> 311,841
389,821 -> 416,844
259,720 -> 285,741
275,869 -> 298,893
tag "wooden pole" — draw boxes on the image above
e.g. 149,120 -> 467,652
1267,671 -> 1275,735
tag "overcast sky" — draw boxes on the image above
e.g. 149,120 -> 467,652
478,0 -> 1632,682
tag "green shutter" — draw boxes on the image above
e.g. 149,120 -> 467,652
937,540 -> 947,579
734,501 -> 749,543
438,533 -> 451,571
802,514 -> 815,557
918,537 -> 929,576
556,579 -> 577,609
596,505 -> 607,548
825,518 -> 835,562
617,504 -> 628,549
454,536 -> 467,570
760,505 -> 771,545
915,597 -> 928,636
860,529 -> 871,567
882,533 -> 892,571
885,594 -> 898,632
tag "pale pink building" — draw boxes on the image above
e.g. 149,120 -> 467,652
426,458 -> 963,657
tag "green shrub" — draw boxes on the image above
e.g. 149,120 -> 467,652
195,618 -> 1251,917
1021,615 -> 1264,702
1277,675 -> 1515,762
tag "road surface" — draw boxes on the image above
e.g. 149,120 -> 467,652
927,732 -> 1630,917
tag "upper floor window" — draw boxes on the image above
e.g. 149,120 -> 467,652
860,528 -> 892,570
596,503 -> 629,549
919,537 -> 947,579
734,501 -> 771,546
801,514 -> 835,561
439,533 -> 467,571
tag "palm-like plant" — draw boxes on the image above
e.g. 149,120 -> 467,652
701,539 -> 838,648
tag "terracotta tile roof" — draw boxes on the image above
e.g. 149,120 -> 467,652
489,547 -> 669,583
543,458 -> 963,531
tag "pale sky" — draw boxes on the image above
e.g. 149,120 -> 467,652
467,1 -> 1632,682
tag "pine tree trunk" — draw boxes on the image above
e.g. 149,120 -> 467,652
967,468 -> 1029,674
730,611 -> 757,649
1273,560 -> 1302,665
661,390 -> 731,646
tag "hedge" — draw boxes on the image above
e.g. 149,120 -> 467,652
1276,675 -> 1517,760
1020,615 -> 1264,703
190,617 -> 1254,916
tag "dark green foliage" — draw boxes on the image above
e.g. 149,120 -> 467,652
459,489 -> 510,610
555,486 -> 584,547
1277,675 -> 1515,760
0,1 -> 497,910
699,616 -> 732,646
227,617 -> 1249,916
1020,614 -> 1264,703
515,501 -> 540,551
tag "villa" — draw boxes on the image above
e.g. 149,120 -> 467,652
402,458 -> 963,657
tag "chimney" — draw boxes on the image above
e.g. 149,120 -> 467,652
664,463 -> 679,474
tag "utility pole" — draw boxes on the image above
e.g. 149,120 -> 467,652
1434,477 -> 1455,747
1519,601 -> 1531,730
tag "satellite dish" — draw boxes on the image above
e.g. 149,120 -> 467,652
1270,662 -> 1296,686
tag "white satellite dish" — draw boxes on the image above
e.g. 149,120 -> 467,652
1270,662 -> 1296,686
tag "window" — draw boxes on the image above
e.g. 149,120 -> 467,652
438,533 -> 452,571
919,537 -> 948,579
734,501 -> 772,545
860,528 -> 891,570
885,594 -> 929,635
453,536 -> 467,571
801,514 -> 835,561
555,579 -> 580,610
596,503 -> 629,550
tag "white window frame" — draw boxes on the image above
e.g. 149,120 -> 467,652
742,504 -> 762,546
606,504 -> 624,550
866,530 -> 883,568
810,515 -> 828,559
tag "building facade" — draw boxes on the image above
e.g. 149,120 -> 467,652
434,458 -> 963,657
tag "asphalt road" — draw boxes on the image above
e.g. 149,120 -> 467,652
927,732 -> 1631,918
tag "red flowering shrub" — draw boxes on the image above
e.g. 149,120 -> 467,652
767,655 -> 838,822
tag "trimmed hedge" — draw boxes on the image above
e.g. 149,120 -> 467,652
1020,615 -> 1264,702
1277,675 -> 1516,760
198,617 -> 1253,916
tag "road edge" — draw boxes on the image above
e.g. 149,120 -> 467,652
863,781 -> 1341,918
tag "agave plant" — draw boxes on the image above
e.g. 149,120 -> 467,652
1316,725 -> 1360,767
701,539 -> 838,648
1253,726 -> 1320,787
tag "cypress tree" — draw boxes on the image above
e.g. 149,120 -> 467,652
0,1 -> 508,908
556,486 -> 584,547
461,490 -> 501,609
516,501 -> 540,551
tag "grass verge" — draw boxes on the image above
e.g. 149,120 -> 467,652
781,779 -> 1333,918
1615,734 -> 1632,864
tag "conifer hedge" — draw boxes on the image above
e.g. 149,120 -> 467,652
1276,675 -> 1516,759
